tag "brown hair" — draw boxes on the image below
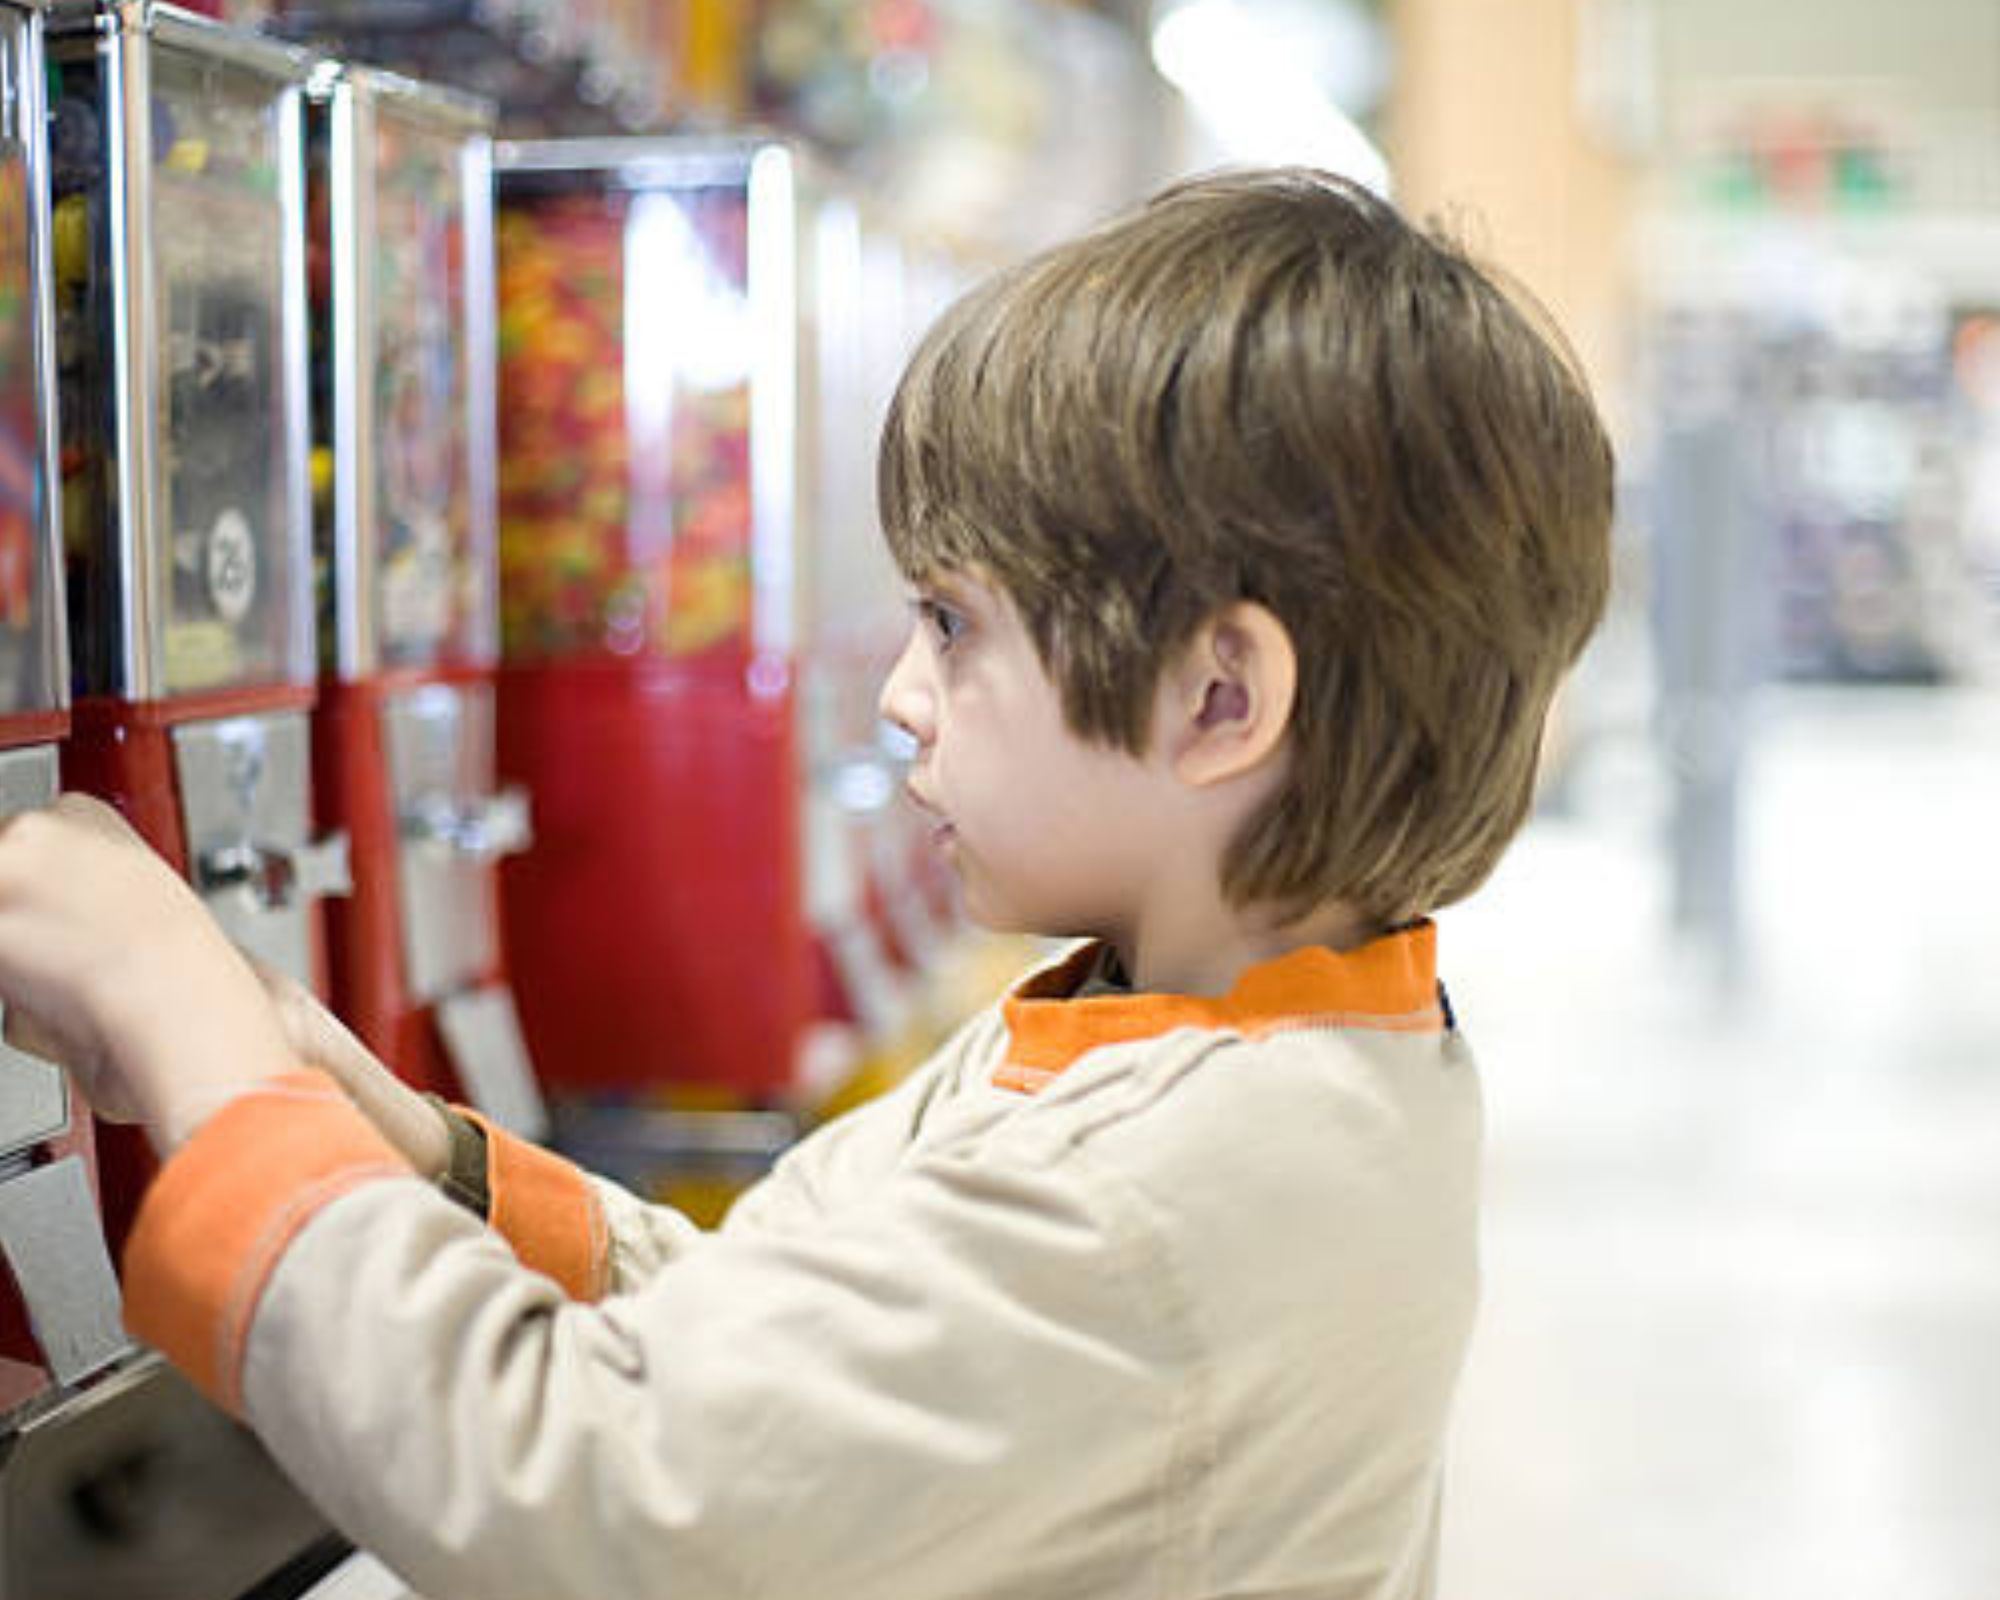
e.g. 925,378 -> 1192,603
878,167 -> 1613,926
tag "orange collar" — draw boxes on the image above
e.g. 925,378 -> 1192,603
994,922 -> 1445,1095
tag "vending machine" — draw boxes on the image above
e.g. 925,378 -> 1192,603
495,136 -> 911,1114
308,61 -> 544,1132
46,1 -> 346,1249
0,11 -> 354,1597
0,0 -> 125,1429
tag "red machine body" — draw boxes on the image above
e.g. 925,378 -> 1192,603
495,651 -> 809,1098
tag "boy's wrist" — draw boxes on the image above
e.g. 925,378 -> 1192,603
103,936 -> 298,1156
150,1073 -> 281,1155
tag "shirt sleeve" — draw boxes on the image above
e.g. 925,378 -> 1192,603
125,1072 -> 1202,1600
456,1008 -> 1003,1298
453,1107 -> 705,1297
716,1014 -> 994,1240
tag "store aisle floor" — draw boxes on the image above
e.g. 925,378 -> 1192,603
1436,686 -> 2000,1600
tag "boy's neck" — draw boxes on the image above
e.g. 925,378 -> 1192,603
1114,896 -> 1382,998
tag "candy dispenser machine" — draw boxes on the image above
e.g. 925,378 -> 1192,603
0,10 -> 344,1597
309,62 -> 544,1133
494,137 -> 831,1106
0,0 -> 125,1429
46,2 -> 346,1249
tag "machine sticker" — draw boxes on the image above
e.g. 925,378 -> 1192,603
206,506 -> 258,623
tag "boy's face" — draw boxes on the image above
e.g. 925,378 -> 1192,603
878,569 -> 1177,944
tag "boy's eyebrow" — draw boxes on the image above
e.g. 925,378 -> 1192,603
912,572 -> 982,610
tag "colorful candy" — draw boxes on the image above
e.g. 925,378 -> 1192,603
496,187 -> 756,662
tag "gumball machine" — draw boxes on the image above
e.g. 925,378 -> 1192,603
45,2 -> 345,1250
0,0 -> 125,1430
308,62 -> 544,1135
0,10 -> 348,1597
495,137 -> 854,1117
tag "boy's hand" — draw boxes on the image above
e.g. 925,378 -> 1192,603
0,794 -> 295,1153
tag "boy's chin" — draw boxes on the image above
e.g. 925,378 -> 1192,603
960,891 -> 1101,945
955,886 -> 1039,938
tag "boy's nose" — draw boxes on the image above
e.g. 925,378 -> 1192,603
877,632 -> 933,748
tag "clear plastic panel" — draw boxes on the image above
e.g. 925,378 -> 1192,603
369,103 -> 486,668
0,8 -> 63,720
51,45 -> 118,701
151,46 -> 304,695
496,174 -> 754,660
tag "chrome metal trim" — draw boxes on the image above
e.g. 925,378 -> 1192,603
0,1155 -> 126,1385
195,829 -> 350,909
328,70 -> 371,676
277,77 -> 313,686
294,1552 -> 417,1600
0,1023 -> 69,1165
0,747 -> 67,1163
105,13 -> 157,699
747,143 -> 798,659
0,743 -> 55,814
494,134 -> 766,186
402,786 -> 530,862
38,0 -> 115,42
13,2 -> 69,713
461,126 -> 500,665
343,58 -> 492,133
0,1352 -> 337,1591
140,0 -> 315,78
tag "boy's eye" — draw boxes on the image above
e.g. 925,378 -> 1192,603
915,597 -> 967,651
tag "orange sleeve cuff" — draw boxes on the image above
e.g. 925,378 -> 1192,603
122,1071 -> 409,1416
458,1110 -> 609,1302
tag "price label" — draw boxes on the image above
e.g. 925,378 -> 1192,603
206,506 -> 257,624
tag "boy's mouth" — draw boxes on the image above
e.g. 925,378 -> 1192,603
904,782 -> 955,845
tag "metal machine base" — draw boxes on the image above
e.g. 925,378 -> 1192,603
0,1355 -> 341,1600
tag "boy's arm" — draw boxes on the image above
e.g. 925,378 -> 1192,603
258,965 -> 708,1292
0,796 -> 695,1293
253,949 -> 1006,1294
718,1007 -> 1000,1237
124,1091 -> 1191,1600
453,1010 -> 1000,1296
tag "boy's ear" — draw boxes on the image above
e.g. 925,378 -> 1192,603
1163,602 -> 1296,788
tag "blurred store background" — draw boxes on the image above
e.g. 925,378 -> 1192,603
2,0 -> 1995,1594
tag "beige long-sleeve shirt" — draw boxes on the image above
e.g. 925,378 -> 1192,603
125,923 -> 1480,1600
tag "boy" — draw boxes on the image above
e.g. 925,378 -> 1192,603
0,167 -> 1611,1599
